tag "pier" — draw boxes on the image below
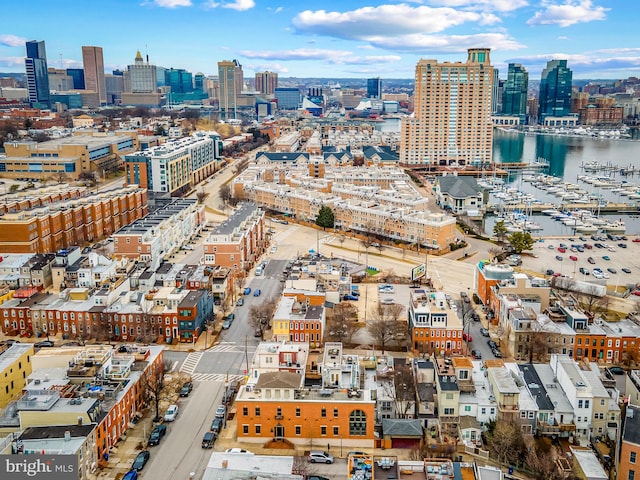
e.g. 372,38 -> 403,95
485,202 -> 639,215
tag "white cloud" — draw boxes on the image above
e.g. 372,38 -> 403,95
293,4 -> 500,40
364,32 -> 524,52
239,48 -> 401,66
152,0 -> 192,7
504,50 -> 640,77
420,0 -> 528,12
0,34 -> 27,47
245,62 -> 289,74
0,56 -> 26,68
557,36 -> 569,40
207,0 -> 255,10
527,0 -> 608,27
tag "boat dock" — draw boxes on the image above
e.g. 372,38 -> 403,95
486,202 -> 639,215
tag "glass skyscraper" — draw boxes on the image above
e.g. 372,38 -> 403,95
25,40 -> 50,108
538,59 -> 572,122
367,77 -> 381,99
165,68 -> 193,94
502,63 -> 528,121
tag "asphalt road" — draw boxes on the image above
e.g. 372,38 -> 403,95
141,381 -> 225,480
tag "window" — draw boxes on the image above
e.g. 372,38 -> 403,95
276,407 -> 282,417
255,407 -> 260,416
631,452 -> 637,464
444,408 -> 454,415
242,407 -> 248,416
349,410 -> 367,436
243,425 -> 248,434
295,425 -> 301,435
255,425 -> 261,434
321,426 -> 327,435
578,400 -> 583,408
585,400 -> 590,408
464,406 -> 471,412
630,470 -> 636,480
296,407 -> 301,417
321,408 -> 326,418
334,408 -> 339,418
333,426 -> 339,435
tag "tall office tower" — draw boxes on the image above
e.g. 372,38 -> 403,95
538,59 -> 572,123
255,71 -> 278,95
274,88 -> 301,110
367,77 -> 381,99
218,59 -> 242,119
165,68 -> 193,94
105,74 -> 124,104
125,51 -> 157,93
25,40 -> 50,108
194,73 -> 205,93
82,46 -> 107,105
502,63 -> 529,121
66,68 -> 85,89
400,48 -> 494,166
491,69 -> 500,113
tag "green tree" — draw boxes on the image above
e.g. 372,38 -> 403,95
315,205 -> 335,230
507,231 -> 534,254
493,220 -> 508,243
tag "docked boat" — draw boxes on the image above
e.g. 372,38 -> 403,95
602,220 -> 626,233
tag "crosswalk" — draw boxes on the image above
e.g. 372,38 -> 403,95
179,352 -> 203,376
190,373 -> 245,383
208,342 -> 257,354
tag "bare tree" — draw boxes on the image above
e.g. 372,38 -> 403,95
575,287 -> 610,320
391,365 -> 416,418
326,303 -> 360,343
249,298 -> 277,339
196,189 -> 206,204
291,455 -> 317,477
484,420 -> 527,466
142,359 -> 173,422
367,303 -> 403,353
525,445 -> 567,480
219,183 -> 233,210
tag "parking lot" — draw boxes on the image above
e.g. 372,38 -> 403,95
522,235 -> 640,290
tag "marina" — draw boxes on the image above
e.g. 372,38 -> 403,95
481,130 -> 640,236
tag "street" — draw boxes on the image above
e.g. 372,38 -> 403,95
141,381 -> 225,480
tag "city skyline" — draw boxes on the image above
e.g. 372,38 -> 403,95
0,0 -> 637,80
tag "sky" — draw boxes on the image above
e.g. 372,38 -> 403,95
1,0 -> 638,80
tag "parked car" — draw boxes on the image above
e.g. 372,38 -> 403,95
619,243 -> 628,248
132,451 -> 150,471
545,269 -> 554,275
179,382 -> 193,397
211,417 -> 223,434
602,255 -> 611,261
588,257 -> 596,264
633,238 -> 640,243
243,287 -> 251,295
148,424 -> 167,446
122,470 -> 139,480
202,431 -> 216,449
556,255 -> 563,261
569,255 -> 578,261
236,297 -> 244,306
579,267 -> 590,275
343,294 -> 359,301
609,366 -> 626,375
471,350 -> 482,359
225,448 -> 253,454
462,333 -> 472,342
164,404 -> 179,422
608,268 -> 617,274
253,289 -> 262,297
480,328 -> 490,337
308,451 -> 334,464
623,268 -> 632,274
380,298 -> 395,305
557,247 -> 566,253
34,340 -> 55,348
487,340 -> 497,349
492,348 -> 502,358
215,404 -> 226,418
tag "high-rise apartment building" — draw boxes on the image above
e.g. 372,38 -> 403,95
538,59 -> 572,123
82,46 -> 107,105
25,40 -> 50,108
502,63 -> 529,121
255,71 -> 278,95
491,69 -> 500,113
367,77 -> 381,99
218,59 -> 242,119
400,48 -> 494,166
